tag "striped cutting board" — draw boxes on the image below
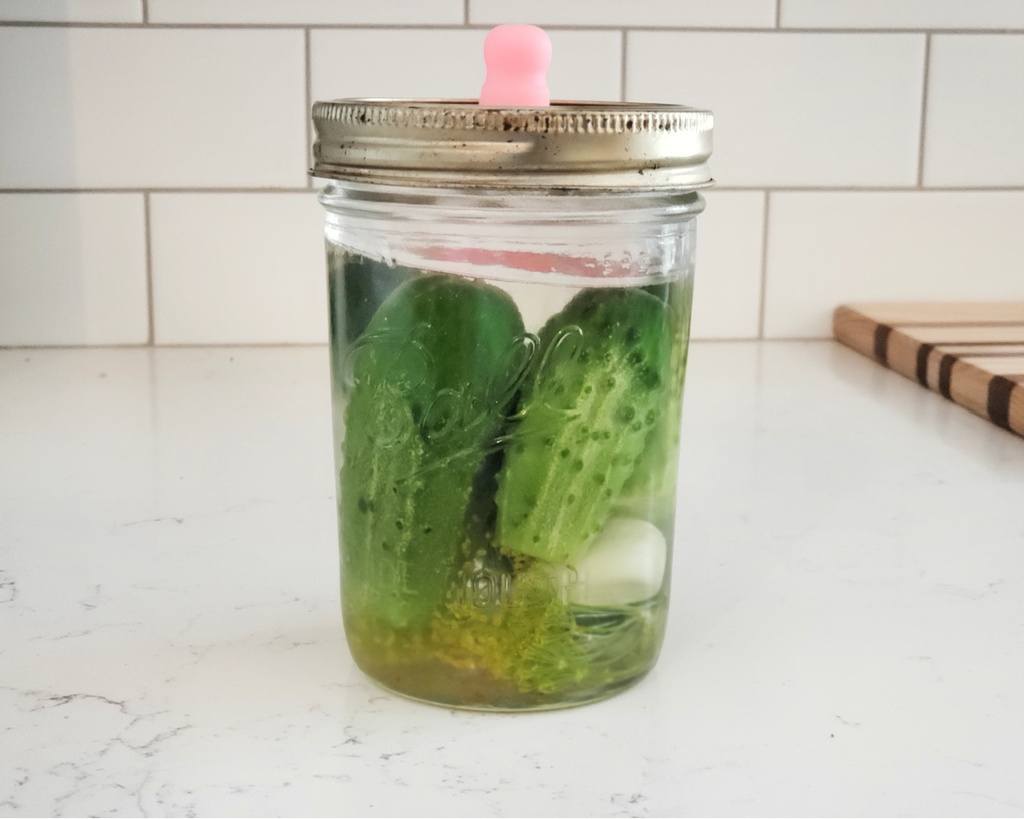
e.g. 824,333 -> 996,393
834,303 -> 1024,437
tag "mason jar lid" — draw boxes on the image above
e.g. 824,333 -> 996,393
310,99 -> 713,192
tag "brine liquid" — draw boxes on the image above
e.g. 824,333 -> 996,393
327,244 -> 691,710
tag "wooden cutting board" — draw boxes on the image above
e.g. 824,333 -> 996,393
834,303 -> 1024,437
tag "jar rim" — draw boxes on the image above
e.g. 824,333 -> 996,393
311,98 -> 714,192
318,179 -> 707,225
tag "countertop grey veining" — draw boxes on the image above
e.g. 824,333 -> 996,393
2,342 -> 1024,817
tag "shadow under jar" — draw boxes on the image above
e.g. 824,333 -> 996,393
312,100 -> 713,710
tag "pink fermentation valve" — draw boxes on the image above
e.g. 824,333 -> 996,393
479,24 -> 551,107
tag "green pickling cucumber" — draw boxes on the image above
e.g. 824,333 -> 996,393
619,278 -> 694,516
326,245 -> 415,344
341,274 -> 525,630
495,288 -> 671,565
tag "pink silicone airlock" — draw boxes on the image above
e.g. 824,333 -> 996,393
479,24 -> 551,107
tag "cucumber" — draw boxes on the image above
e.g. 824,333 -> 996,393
619,277 -> 694,517
327,245 -> 415,344
495,287 -> 671,565
340,274 -> 525,630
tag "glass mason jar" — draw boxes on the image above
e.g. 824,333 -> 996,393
312,100 -> 713,710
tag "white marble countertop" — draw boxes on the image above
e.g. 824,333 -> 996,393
2,341 -> 1024,817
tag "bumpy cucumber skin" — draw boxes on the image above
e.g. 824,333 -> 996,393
619,277 -> 694,514
339,274 -> 525,631
495,288 -> 671,565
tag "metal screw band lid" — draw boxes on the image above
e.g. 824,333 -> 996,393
311,99 -> 713,191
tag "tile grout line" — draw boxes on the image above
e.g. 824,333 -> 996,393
7,185 -> 1024,194
916,33 -> 932,187
619,30 -> 628,102
463,0 -> 469,25
712,185 -> 1024,192
0,342 -> 332,350
122,340 -> 332,348
756,191 -> 772,339
775,0 -> 782,27
0,187 -> 315,194
143,192 -> 155,346
6,185 -> 1024,194
141,0 -> 148,24
3,21 -> 1024,33
304,27 -> 313,189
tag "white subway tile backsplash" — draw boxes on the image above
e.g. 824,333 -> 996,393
0,10 -> 1021,350
470,0 -> 775,28
924,35 -> 1024,187
312,29 -> 478,100
781,0 -> 1024,30
311,29 -> 621,102
0,194 -> 147,345
0,28 -> 305,188
149,0 -> 463,24
628,32 -> 925,187
763,192 -> 1024,338
150,193 -> 326,344
692,192 -> 765,340
0,0 -> 141,22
